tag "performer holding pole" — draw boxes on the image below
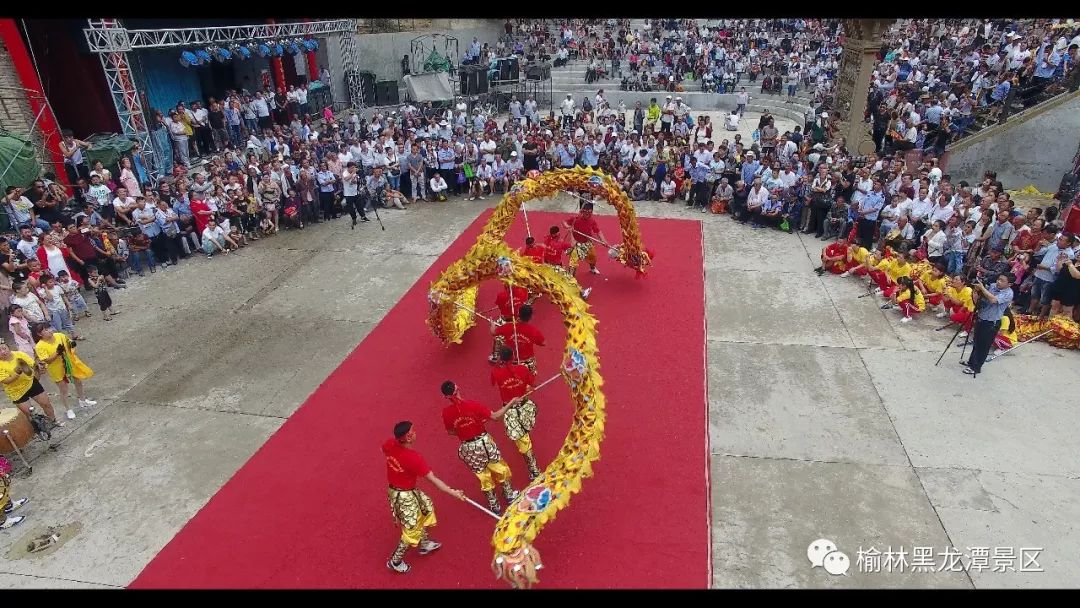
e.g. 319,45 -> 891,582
491,347 -> 542,480
440,381 -> 519,514
564,203 -> 608,276
383,421 -> 466,574
489,283 -> 530,364
493,305 -> 545,374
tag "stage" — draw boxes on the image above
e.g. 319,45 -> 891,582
131,209 -> 709,589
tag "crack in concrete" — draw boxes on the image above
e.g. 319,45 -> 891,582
0,570 -> 123,588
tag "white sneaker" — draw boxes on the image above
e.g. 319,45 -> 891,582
0,516 -> 25,530
839,271 -> 851,278
66,409 -> 76,420
581,287 -> 593,300
959,331 -> 969,338
992,349 -> 1003,357
5,498 -> 28,513
79,399 -> 97,408
935,311 -> 947,318
874,288 -> 883,295
387,560 -> 411,574
900,316 -> 911,323
589,267 -> 601,275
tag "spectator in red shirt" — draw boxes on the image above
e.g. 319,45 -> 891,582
382,420 -> 465,574
440,380 -> 517,514
490,347 -> 541,479
563,202 -> 607,275
493,305 -> 545,374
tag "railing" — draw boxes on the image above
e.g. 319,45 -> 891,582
944,70 -> 1080,148
355,19 -> 430,34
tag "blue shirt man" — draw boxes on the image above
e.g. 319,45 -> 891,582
557,143 -> 577,168
859,184 -> 886,221
1034,45 -> 1061,79
990,79 -> 1011,103
132,203 -> 162,238
581,144 -> 599,167
977,281 -> 1015,322
924,102 -> 943,125
689,159 -> 710,184
741,156 -> 761,185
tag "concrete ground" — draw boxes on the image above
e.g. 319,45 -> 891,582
0,184 -> 1076,589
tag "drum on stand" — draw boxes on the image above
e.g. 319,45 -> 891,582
0,408 -> 33,455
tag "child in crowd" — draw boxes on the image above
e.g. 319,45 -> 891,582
6,304 -> 35,357
883,276 -> 925,323
993,307 -> 1018,355
38,273 -> 82,340
86,266 -> 117,321
228,225 -> 247,248
128,230 -> 156,275
56,270 -> 89,320
10,281 -> 47,325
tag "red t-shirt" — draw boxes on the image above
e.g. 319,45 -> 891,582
490,363 -> 536,403
495,286 -> 530,319
441,398 -> 492,441
543,235 -> 571,264
1063,203 -> 1080,239
567,215 -> 600,244
383,439 -> 431,490
493,321 -> 545,359
521,244 -> 546,264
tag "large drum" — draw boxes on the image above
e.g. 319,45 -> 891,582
0,408 -> 33,455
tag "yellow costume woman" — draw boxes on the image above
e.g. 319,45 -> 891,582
33,329 -> 96,420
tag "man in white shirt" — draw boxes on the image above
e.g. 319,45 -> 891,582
560,94 -> 576,130
111,187 -> 138,225
201,219 -> 237,257
296,85 -> 309,116
253,92 -> 272,130
429,173 -> 449,201
725,111 -> 740,131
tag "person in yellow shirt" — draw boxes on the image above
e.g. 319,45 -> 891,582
915,264 -> 949,308
646,98 -> 661,134
940,274 -> 976,334
884,276 -> 925,323
0,342 -> 60,425
993,308 -> 1018,354
880,251 -> 915,297
840,245 -> 871,277
31,325 -> 96,422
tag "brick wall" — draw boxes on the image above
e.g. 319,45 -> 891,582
0,35 -> 47,165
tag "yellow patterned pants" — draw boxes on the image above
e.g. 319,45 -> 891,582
458,433 -> 512,491
568,241 -> 597,272
503,398 -> 538,454
387,487 -> 437,546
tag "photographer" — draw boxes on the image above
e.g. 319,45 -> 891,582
963,272 -> 1015,376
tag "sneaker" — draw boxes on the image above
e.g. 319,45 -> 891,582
66,409 -> 76,420
386,559 -> 411,574
581,287 -> 593,300
79,399 -> 97,408
992,349 -> 1003,357
589,267 -> 600,275
0,516 -> 25,530
418,540 -> 442,555
935,311 -> 947,318
207,254 -> 214,259
874,288 -> 883,295
880,303 -> 893,310
4,498 -> 28,514
839,271 -> 851,278
959,331 -> 969,338
900,316 -> 911,323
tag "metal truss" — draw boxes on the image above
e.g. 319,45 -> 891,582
83,18 -> 363,183
88,19 -> 158,183
84,19 -> 357,51
337,28 -> 365,110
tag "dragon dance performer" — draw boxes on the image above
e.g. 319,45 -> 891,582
564,203 -> 608,276
383,421 -> 466,574
441,381 -> 519,514
489,283 -> 531,364
490,347 -> 542,480
543,225 -> 591,299
493,304 -> 546,374
520,237 -> 546,264
815,236 -> 854,275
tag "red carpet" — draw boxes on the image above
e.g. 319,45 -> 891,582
132,210 -> 709,589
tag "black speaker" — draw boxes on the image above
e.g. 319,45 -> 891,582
376,80 -> 399,106
459,67 -> 474,95
475,68 -> 488,94
347,70 -> 377,106
497,57 -> 519,82
526,62 -> 550,81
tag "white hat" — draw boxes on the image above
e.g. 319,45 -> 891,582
820,112 -> 829,119
439,120 -> 448,126
666,95 -> 672,99
676,96 -> 682,101
510,151 -> 517,156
